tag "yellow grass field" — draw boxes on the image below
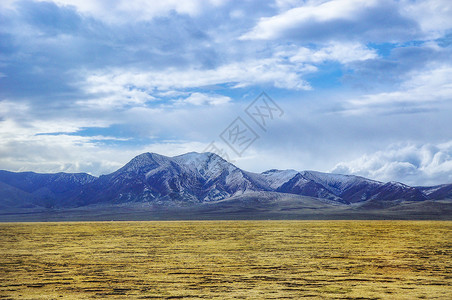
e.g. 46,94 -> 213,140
0,221 -> 451,299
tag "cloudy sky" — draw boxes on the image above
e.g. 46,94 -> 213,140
1,0 -> 452,185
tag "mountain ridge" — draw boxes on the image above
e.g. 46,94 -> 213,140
1,152 -> 451,218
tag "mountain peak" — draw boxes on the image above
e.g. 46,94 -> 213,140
173,152 -> 236,178
1,151 -> 451,215
175,151 -> 223,161
260,169 -> 299,189
174,152 -> 230,167
386,181 -> 410,188
115,152 -> 170,175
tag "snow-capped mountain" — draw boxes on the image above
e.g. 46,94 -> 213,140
272,172 -> 343,202
260,169 -> 299,189
75,152 -> 269,206
258,169 -> 422,204
301,171 -> 381,198
419,184 -> 452,200
0,152 -> 451,211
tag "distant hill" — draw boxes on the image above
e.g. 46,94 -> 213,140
1,152 -> 451,220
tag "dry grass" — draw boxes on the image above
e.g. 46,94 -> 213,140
0,221 -> 451,299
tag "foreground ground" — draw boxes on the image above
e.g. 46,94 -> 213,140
0,221 -> 451,299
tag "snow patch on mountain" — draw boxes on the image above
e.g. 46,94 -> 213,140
117,152 -> 168,174
420,185 -> 446,195
387,181 -> 410,188
174,152 -> 237,180
260,169 -> 299,189
301,170 -> 381,195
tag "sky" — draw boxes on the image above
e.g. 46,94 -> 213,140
0,0 -> 452,186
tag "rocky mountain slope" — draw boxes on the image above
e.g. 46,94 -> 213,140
1,152 -> 451,213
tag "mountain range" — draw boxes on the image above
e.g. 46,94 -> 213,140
1,152 -> 451,221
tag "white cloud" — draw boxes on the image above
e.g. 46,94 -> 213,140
76,80 -> 155,109
0,119 -> 117,175
0,131 -> 210,176
76,58 -> 314,106
289,42 -> 378,64
74,42 -> 376,111
0,99 -> 113,138
181,92 -> 231,106
1,0 -> 451,188
229,9 -> 245,19
241,0 -> 378,40
0,112 -> 208,175
23,0 -> 226,22
0,0 -> 16,10
343,64 -> 452,114
332,141 -> 452,185
401,0 -> 452,39
274,0 -> 309,11
0,100 -> 29,117
155,90 -> 189,98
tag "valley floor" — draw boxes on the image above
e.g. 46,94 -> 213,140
0,221 -> 451,299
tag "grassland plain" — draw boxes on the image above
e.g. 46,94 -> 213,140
0,221 -> 451,299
